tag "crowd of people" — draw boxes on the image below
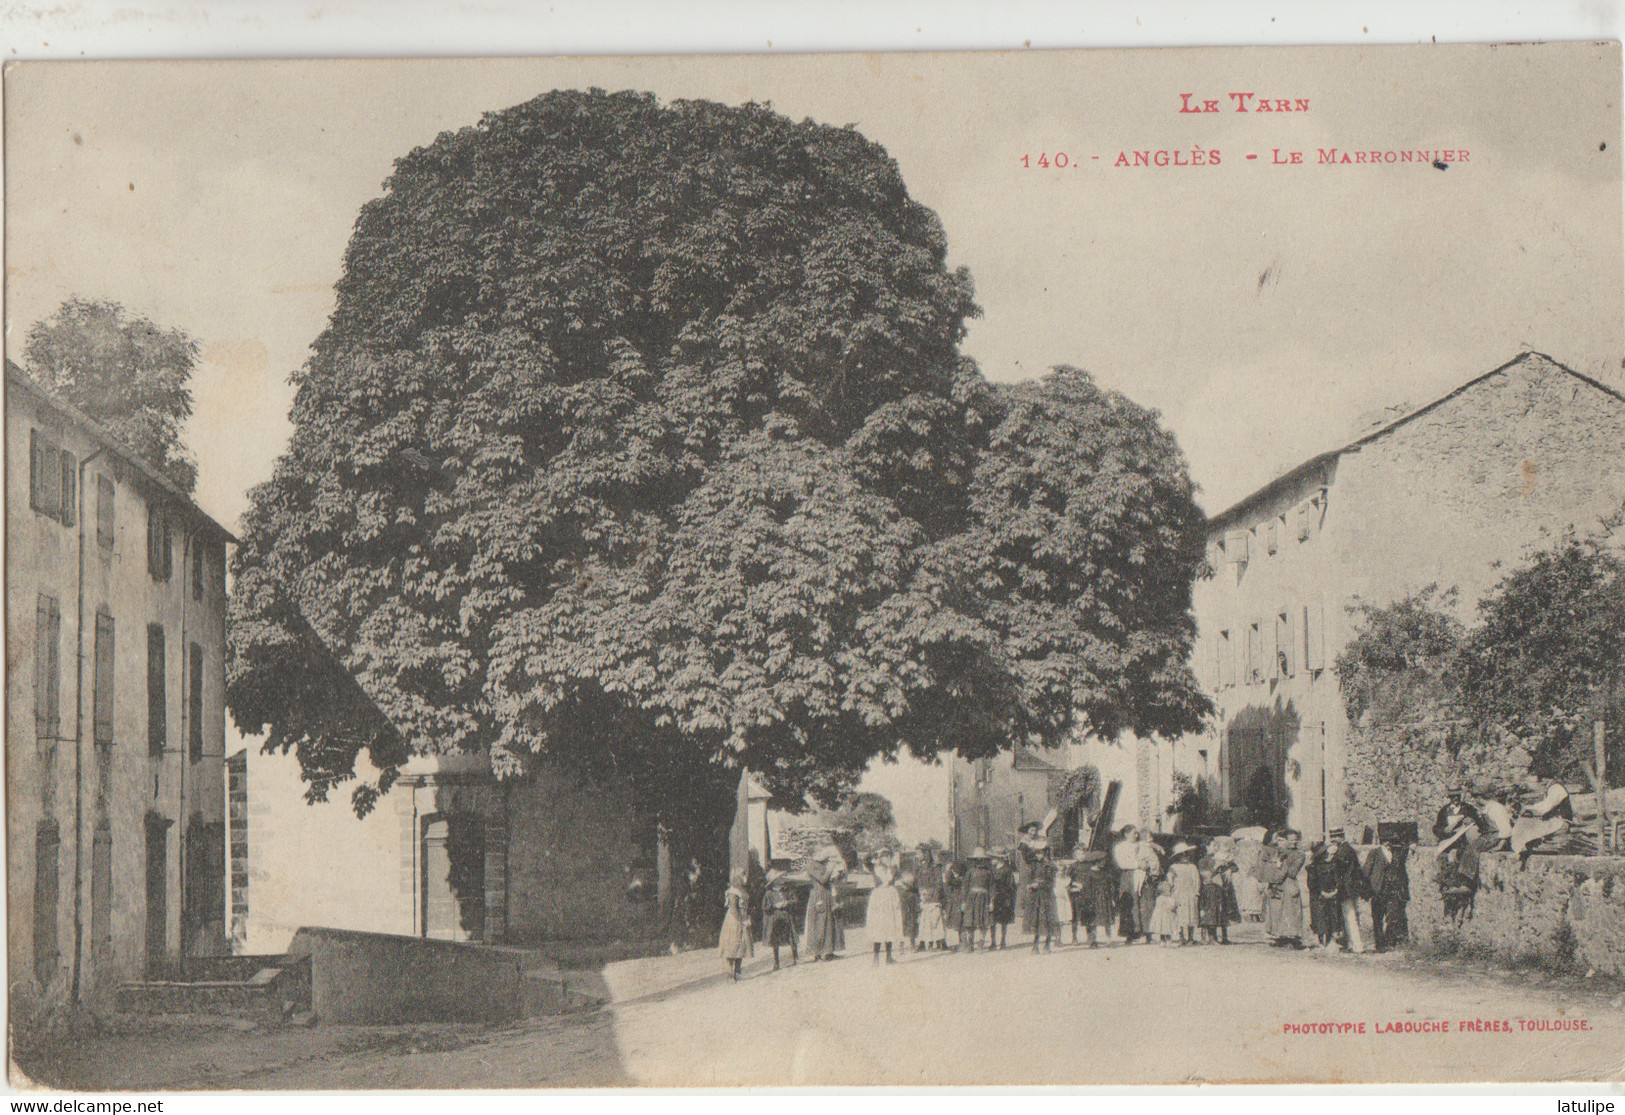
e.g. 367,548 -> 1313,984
705,776 -> 1587,978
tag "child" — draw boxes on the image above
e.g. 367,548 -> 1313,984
1198,842 -> 1241,944
718,866 -> 754,980
990,851 -> 1017,950
1168,842 -> 1201,945
1148,870 -> 1178,945
761,868 -> 798,970
865,853 -> 906,965
915,848 -> 949,950
959,849 -> 993,952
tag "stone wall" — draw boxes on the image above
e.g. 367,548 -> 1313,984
1341,716 -> 1532,843
1408,851 -> 1625,977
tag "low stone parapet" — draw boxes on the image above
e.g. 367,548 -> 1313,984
1408,850 -> 1625,976
287,927 -> 524,1025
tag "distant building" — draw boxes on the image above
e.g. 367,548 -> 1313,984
6,362 -> 233,1017
1189,353 -> 1625,839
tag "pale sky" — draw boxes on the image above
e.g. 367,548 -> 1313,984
7,44 -> 1621,531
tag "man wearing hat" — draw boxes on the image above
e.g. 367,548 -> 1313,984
1432,782 -> 1485,843
1326,828 -> 1372,953
1365,830 -> 1411,952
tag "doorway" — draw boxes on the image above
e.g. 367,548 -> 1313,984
422,815 -> 486,941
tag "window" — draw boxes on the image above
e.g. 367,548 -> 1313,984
34,819 -> 60,987
192,543 -> 205,601
35,595 -> 61,747
147,502 -> 173,580
1296,503 -> 1313,542
1266,519 -> 1280,555
147,625 -> 167,757
30,429 -> 62,518
1246,622 -> 1262,684
188,642 -> 204,764
96,475 -> 116,548
1218,630 -> 1234,688
1275,611 -> 1293,678
93,611 -> 115,748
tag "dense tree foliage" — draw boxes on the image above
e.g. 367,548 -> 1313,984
1337,537 -> 1624,783
24,298 -> 199,493
227,89 -> 1210,851
1462,537 -> 1624,779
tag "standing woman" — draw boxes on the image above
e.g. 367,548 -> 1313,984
1024,842 -> 1061,952
1136,831 -> 1164,942
1113,826 -> 1144,942
804,848 -> 846,961
943,855 -> 967,950
897,858 -> 920,951
718,867 -> 754,981
1264,829 -> 1307,948
865,853 -> 907,965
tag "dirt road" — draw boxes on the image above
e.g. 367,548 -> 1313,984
204,933 -> 1625,1089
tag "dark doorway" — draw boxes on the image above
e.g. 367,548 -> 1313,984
145,815 -> 171,977
422,815 -> 486,941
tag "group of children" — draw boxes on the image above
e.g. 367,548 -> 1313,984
716,825 -> 1250,978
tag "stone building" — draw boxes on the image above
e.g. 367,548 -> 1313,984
1189,353 -> 1625,840
235,744 -> 658,954
6,362 -> 232,1018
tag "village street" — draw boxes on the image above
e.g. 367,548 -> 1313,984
27,929 -> 1625,1090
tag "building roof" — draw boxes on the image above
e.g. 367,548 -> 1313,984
6,359 -> 236,544
1206,352 -> 1625,532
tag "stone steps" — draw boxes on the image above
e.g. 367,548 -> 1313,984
117,955 -> 311,1020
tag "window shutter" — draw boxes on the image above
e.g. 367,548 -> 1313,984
1305,599 -> 1326,671
1218,632 -> 1234,687
147,503 -> 172,580
43,598 -> 62,745
97,475 -> 115,548
1225,529 -> 1249,564
34,820 -> 60,986
163,516 -> 174,580
59,451 -> 76,527
148,625 -> 166,757
35,596 -> 53,741
94,612 -> 115,747
30,430 -> 45,512
188,643 -> 203,764
192,544 -> 204,601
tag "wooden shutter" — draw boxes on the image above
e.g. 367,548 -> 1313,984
32,430 -> 62,518
91,823 -> 113,963
35,596 -> 61,744
34,820 -> 60,986
59,451 -> 77,526
93,611 -> 115,747
147,503 -> 174,580
188,643 -> 203,764
1305,599 -> 1326,671
97,475 -> 115,548
192,544 -> 204,600
30,430 -> 46,512
1218,631 -> 1234,687
147,625 -> 166,757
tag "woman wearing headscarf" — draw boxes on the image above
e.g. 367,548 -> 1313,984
1263,828 -> 1307,948
803,848 -> 846,961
